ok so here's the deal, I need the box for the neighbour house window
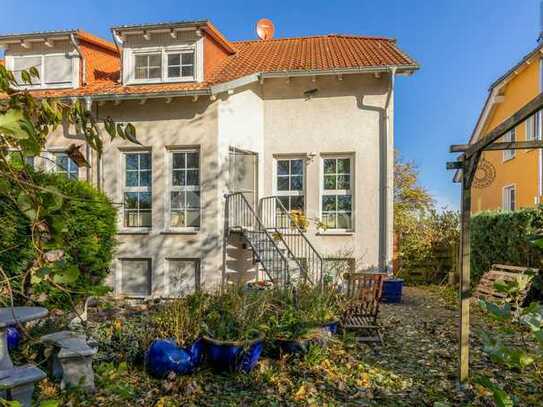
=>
[275,158,305,213]
[123,152,152,228]
[169,150,200,229]
[167,259,201,297]
[503,185,516,211]
[12,54,73,87]
[503,128,516,161]
[135,53,162,80]
[132,49,195,82]
[526,113,541,141]
[120,259,152,297]
[53,152,79,180]
[321,157,353,230]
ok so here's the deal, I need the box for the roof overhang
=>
[0,29,77,48]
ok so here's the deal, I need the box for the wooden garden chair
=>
[341,272,386,345]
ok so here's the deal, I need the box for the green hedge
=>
[0,172,117,307]
[470,207,543,283]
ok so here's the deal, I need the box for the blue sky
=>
[3,0,542,209]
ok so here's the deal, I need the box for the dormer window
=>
[129,47,196,84]
[10,53,75,88]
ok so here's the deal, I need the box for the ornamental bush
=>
[470,207,543,283]
[0,171,117,307]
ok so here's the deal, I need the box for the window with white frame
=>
[275,158,305,213]
[131,48,195,83]
[11,54,73,87]
[526,112,541,141]
[321,156,353,230]
[120,259,152,297]
[53,152,79,180]
[167,258,200,297]
[123,152,152,228]
[134,53,162,80]
[169,150,200,229]
[503,185,516,211]
[503,128,516,161]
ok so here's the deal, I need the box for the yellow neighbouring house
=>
[464,42,543,213]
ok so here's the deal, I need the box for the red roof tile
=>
[15,33,417,99]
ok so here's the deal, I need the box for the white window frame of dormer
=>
[6,52,78,90]
[126,45,198,85]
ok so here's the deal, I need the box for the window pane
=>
[337,159,350,174]
[13,56,41,84]
[291,196,304,211]
[168,54,180,66]
[186,170,199,186]
[278,196,290,210]
[149,54,161,67]
[277,176,289,191]
[337,213,352,229]
[135,66,147,80]
[322,213,336,229]
[139,192,152,209]
[186,210,200,227]
[181,66,194,77]
[338,195,352,211]
[56,154,68,170]
[291,159,304,175]
[139,170,151,187]
[124,192,138,209]
[140,212,152,227]
[170,211,185,228]
[126,154,138,170]
[44,54,72,84]
[324,175,336,190]
[171,191,184,209]
[140,153,151,169]
[186,191,200,208]
[173,153,185,169]
[186,152,199,169]
[337,175,350,189]
[182,52,194,65]
[291,175,303,191]
[126,171,138,187]
[172,170,185,186]
[324,159,335,174]
[149,67,161,79]
[322,196,336,211]
[168,66,180,78]
[277,160,289,176]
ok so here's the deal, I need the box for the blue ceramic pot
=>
[7,326,22,351]
[145,338,203,379]
[381,279,404,303]
[203,334,264,373]
[322,320,339,335]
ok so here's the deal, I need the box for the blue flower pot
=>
[322,320,339,335]
[7,326,22,351]
[145,338,203,379]
[203,334,264,373]
[381,278,404,303]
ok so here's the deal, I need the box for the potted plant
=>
[145,293,209,378]
[202,289,267,373]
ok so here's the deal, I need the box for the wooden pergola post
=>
[448,92,543,384]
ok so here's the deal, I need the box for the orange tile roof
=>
[16,33,418,99]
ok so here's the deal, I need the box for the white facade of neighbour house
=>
[0,20,418,297]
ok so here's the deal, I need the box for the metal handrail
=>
[259,196,324,285]
[225,192,291,286]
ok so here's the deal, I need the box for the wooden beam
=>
[143,31,151,41]
[451,140,543,153]
[20,40,31,49]
[44,38,54,48]
[464,92,543,158]
[446,161,463,170]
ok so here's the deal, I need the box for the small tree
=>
[0,65,137,306]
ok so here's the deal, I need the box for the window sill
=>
[160,229,199,235]
[316,231,354,236]
[118,229,151,235]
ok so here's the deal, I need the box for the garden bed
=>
[26,286,542,406]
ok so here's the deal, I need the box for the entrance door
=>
[228,148,258,208]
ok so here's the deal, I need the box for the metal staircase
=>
[223,192,323,287]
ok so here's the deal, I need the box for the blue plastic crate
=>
[381,278,404,303]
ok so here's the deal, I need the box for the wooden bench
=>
[474,264,538,304]
[341,273,386,345]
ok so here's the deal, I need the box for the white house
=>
[0,19,418,297]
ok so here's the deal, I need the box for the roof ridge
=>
[232,34,395,44]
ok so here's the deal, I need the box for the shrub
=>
[0,171,117,307]
[470,207,543,283]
